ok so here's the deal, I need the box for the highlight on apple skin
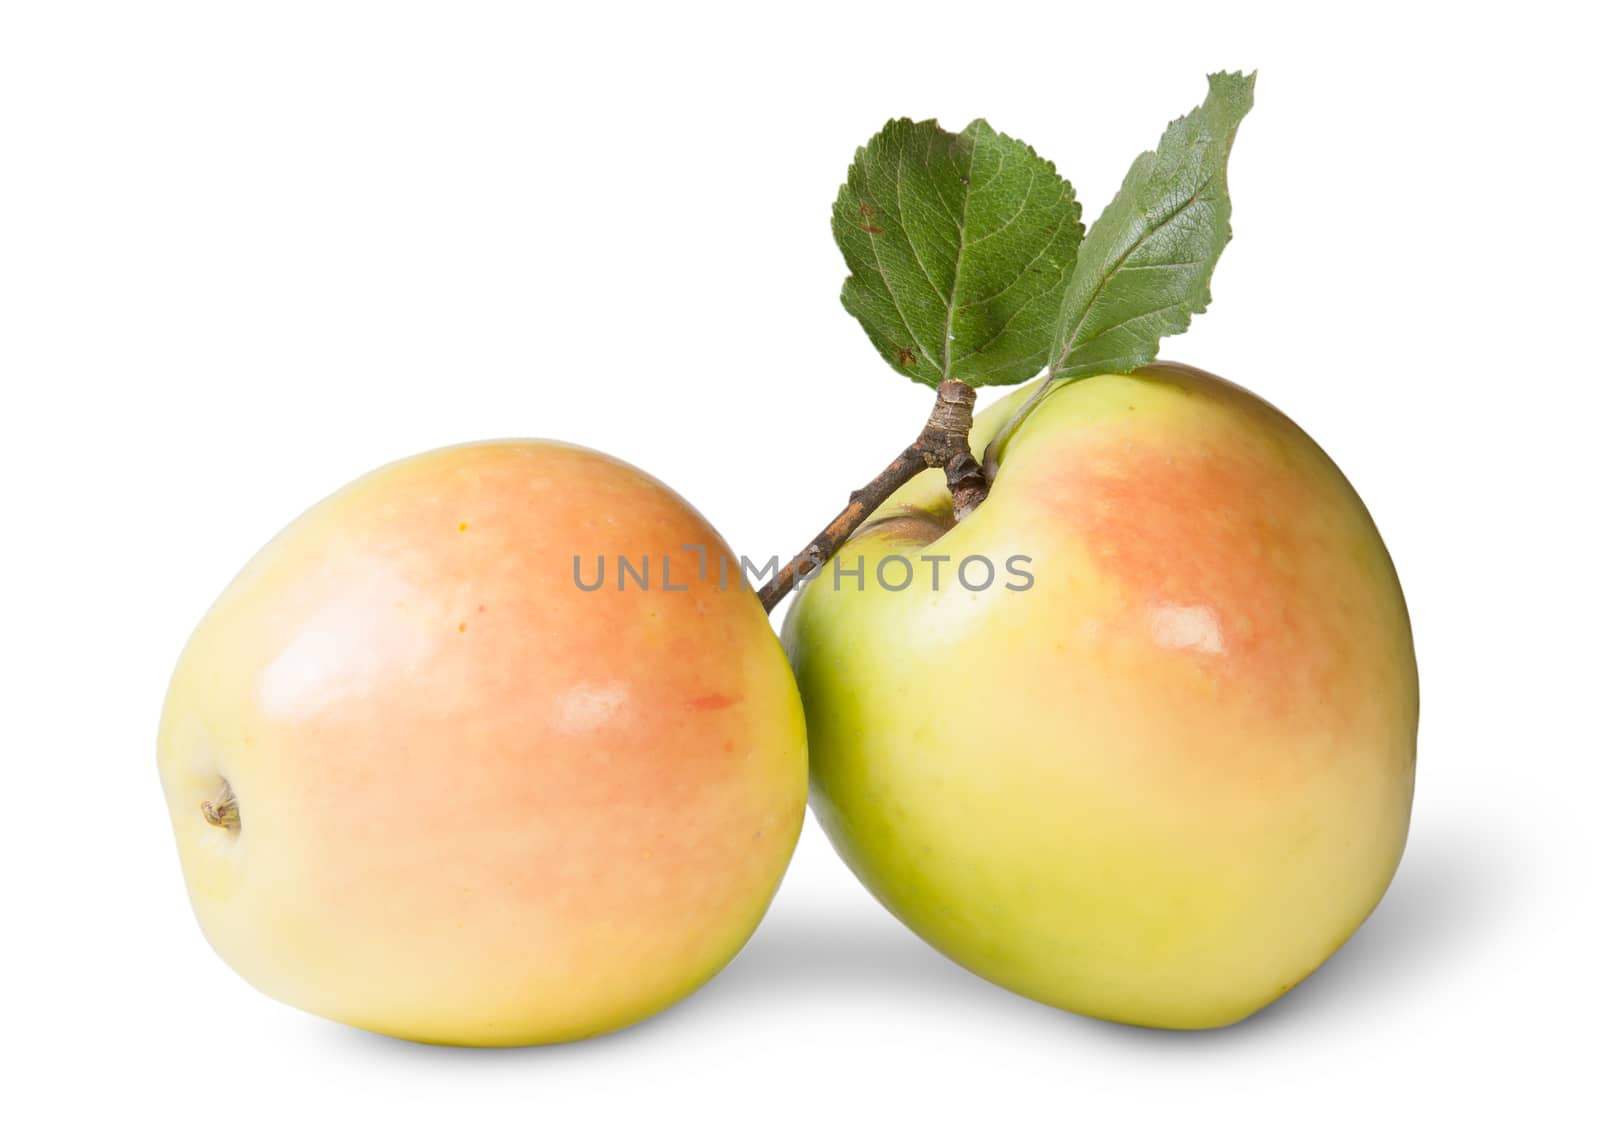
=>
[158,440,808,1046]
[783,362,1418,1030]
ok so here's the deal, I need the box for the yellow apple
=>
[782,362,1418,1029]
[158,441,807,1045]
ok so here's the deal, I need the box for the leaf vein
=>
[1051,172,1217,374]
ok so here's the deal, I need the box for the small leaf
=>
[1048,71,1255,380]
[833,119,1082,388]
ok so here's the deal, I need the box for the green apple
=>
[782,362,1418,1029]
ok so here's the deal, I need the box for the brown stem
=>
[758,379,987,613]
[201,780,240,831]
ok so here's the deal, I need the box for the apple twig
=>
[758,379,986,613]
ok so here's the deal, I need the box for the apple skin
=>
[783,362,1417,1029]
[158,441,807,1045]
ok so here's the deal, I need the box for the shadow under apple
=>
[325,819,1506,1059]
[716,817,1510,1043]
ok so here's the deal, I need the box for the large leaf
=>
[833,119,1082,388]
[1047,71,1255,379]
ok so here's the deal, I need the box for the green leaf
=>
[1047,71,1255,380]
[833,119,1083,388]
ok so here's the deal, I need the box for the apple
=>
[158,440,807,1045]
[782,362,1418,1029]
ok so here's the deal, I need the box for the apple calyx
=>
[201,780,241,832]
[758,379,985,613]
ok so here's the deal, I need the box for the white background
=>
[3,2,1596,1131]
